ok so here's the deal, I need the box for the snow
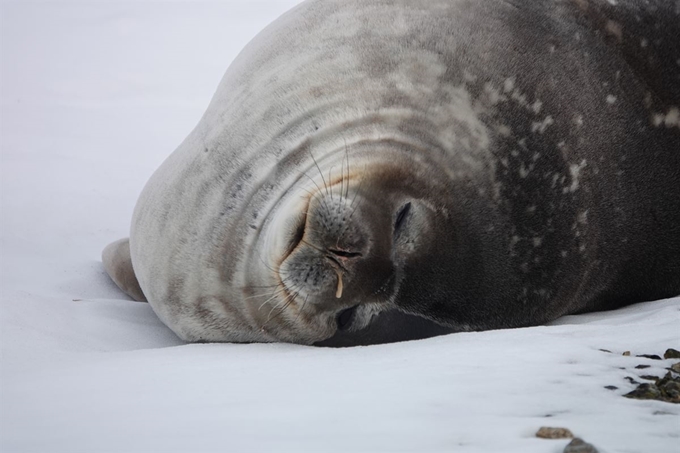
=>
[1,1,679,452]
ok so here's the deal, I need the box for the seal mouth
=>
[336,305,358,330]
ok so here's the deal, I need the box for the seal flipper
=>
[102,238,147,302]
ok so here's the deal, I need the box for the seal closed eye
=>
[394,202,411,234]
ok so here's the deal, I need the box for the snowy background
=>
[1,1,679,452]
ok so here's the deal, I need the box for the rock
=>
[664,349,680,359]
[564,438,598,453]
[536,427,574,439]
[604,385,618,390]
[622,351,631,356]
[625,383,661,400]
[657,372,680,403]
[636,354,662,360]
[670,362,680,373]
[635,364,651,369]
[599,349,611,353]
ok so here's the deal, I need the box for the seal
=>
[103,0,680,346]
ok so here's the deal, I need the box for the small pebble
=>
[536,427,574,439]
[635,364,651,369]
[604,385,618,390]
[564,437,598,453]
[622,351,631,356]
[670,363,680,373]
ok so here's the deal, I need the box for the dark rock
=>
[640,375,658,381]
[624,376,640,384]
[658,373,680,403]
[604,385,618,390]
[624,383,661,400]
[624,373,680,403]
[563,437,598,453]
[598,349,611,353]
[636,354,662,360]
[670,363,680,373]
[622,351,631,356]
[635,364,651,369]
[664,349,680,359]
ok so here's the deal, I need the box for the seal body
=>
[103,0,680,345]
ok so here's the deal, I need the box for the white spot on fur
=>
[532,100,543,114]
[483,83,506,105]
[548,44,556,53]
[496,124,512,137]
[532,237,543,247]
[551,173,560,188]
[531,116,554,134]
[566,160,587,193]
[463,70,477,83]
[651,107,680,129]
[578,210,589,224]
[519,163,530,179]
[606,95,617,104]
[504,77,515,93]
[664,107,680,127]
[574,115,584,127]
[511,89,528,106]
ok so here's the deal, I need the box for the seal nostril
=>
[394,202,412,233]
[328,249,362,259]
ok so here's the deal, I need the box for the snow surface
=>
[1,1,679,452]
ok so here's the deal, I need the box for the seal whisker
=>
[301,172,332,214]
[344,139,351,201]
[309,151,329,195]
[328,165,334,200]
[257,288,289,311]
[263,288,299,327]
[244,285,289,301]
[293,294,310,325]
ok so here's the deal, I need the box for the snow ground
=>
[1,1,679,452]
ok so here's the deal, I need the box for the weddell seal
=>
[102,0,680,346]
